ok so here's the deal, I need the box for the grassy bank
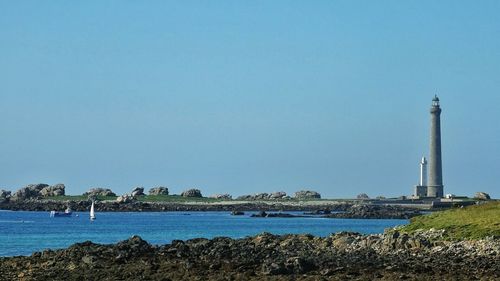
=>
[401,201,500,240]
[48,195,118,201]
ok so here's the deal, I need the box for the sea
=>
[0,210,408,257]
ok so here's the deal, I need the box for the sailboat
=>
[90,201,96,221]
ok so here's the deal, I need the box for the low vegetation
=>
[48,195,118,201]
[401,201,500,240]
[136,195,224,203]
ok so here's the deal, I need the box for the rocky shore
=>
[0,199,354,212]
[323,204,422,219]
[0,230,498,280]
[0,200,425,219]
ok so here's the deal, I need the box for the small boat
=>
[90,201,96,221]
[50,207,73,217]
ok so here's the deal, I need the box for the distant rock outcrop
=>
[0,189,11,203]
[356,193,370,200]
[11,184,49,201]
[235,192,287,200]
[474,192,491,200]
[181,188,202,198]
[209,194,232,199]
[294,190,321,199]
[83,188,116,197]
[148,187,169,196]
[251,211,304,218]
[131,187,145,197]
[39,184,65,197]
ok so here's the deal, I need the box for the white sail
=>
[90,201,96,220]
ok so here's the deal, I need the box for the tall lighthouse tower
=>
[427,95,444,197]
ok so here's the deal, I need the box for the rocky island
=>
[0,184,435,219]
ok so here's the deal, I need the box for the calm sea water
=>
[0,210,408,256]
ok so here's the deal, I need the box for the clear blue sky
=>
[1,1,499,198]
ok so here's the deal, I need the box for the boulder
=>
[269,191,287,199]
[0,189,11,203]
[39,184,65,197]
[148,186,169,196]
[474,192,491,200]
[357,193,370,200]
[209,194,232,199]
[294,190,321,199]
[11,184,49,201]
[181,188,202,198]
[131,187,145,197]
[116,194,134,203]
[83,188,116,197]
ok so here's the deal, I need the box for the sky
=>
[0,1,499,198]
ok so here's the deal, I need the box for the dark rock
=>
[262,262,287,275]
[130,187,145,197]
[181,188,202,198]
[231,211,245,216]
[304,209,331,215]
[251,211,267,217]
[0,231,498,280]
[324,204,422,219]
[251,211,304,218]
[0,189,11,203]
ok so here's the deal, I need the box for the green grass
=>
[48,195,118,201]
[136,195,226,203]
[401,201,500,240]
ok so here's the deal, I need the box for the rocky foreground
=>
[0,230,498,281]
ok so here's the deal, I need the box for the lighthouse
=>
[419,156,427,186]
[427,95,444,197]
[413,157,428,197]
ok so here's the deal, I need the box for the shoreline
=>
[0,200,425,219]
[1,230,498,280]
